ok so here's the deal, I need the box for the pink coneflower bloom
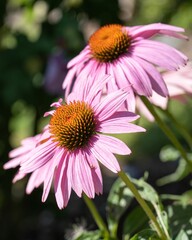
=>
[63,23,188,110]
[163,62,192,103]
[4,75,145,209]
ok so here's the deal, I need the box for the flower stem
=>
[160,107,192,149]
[83,193,109,238]
[141,96,192,170]
[118,171,168,240]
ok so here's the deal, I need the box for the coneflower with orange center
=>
[63,23,188,112]
[4,75,145,209]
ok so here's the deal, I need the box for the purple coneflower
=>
[4,75,145,209]
[63,23,188,111]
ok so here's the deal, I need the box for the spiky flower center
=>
[49,101,96,151]
[89,24,131,62]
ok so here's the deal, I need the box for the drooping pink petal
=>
[119,56,152,96]
[94,89,128,121]
[130,23,186,39]
[99,120,145,134]
[63,65,80,96]
[132,56,168,97]
[54,152,71,209]
[42,148,64,202]
[83,150,103,195]
[133,40,187,71]
[90,138,121,173]
[4,155,26,169]
[95,134,131,155]
[26,169,44,194]
[8,146,31,159]
[13,171,26,183]
[133,39,188,66]
[78,150,95,198]
[107,111,140,122]
[91,166,103,195]
[20,139,56,173]
[67,151,83,197]
[67,46,90,68]
[85,75,112,106]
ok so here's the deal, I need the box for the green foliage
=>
[130,229,160,240]
[167,204,192,239]
[106,175,169,239]
[157,146,192,185]
[74,230,102,240]
[123,206,148,239]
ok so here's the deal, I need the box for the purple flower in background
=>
[43,51,68,96]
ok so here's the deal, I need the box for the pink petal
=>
[91,166,103,195]
[44,110,55,117]
[50,98,63,107]
[99,120,145,134]
[132,56,168,97]
[90,139,121,173]
[130,23,186,39]
[83,151,103,195]
[85,74,112,106]
[54,152,71,209]
[134,39,188,65]
[9,145,31,158]
[119,56,152,96]
[94,89,128,121]
[67,46,90,68]
[67,151,83,197]
[78,150,95,198]
[20,139,56,173]
[63,65,80,96]
[4,155,26,169]
[13,171,26,183]
[26,169,44,194]
[108,111,140,122]
[96,134,131,155]
[107,62,137,111]
[42,148,64,202]
[133,40,187,70]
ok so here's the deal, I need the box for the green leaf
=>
[106,177,133,235]
[167,204,192,238]
[158,146,192,186]
[131,178,169,237]
[180,190,192,206]
[106,175,169,238]
[130,229,161,240]
[175,229,192,240]
[159,145,180,162]
[75,230,102,240]
[123,206,148,238]
[157,158,190,186]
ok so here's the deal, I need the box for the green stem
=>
[118,171,168,240]
[83,194,109,238]
[160,108,192,149]
[141,96,192,170]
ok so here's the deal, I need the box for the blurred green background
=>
[1,0,192,239]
